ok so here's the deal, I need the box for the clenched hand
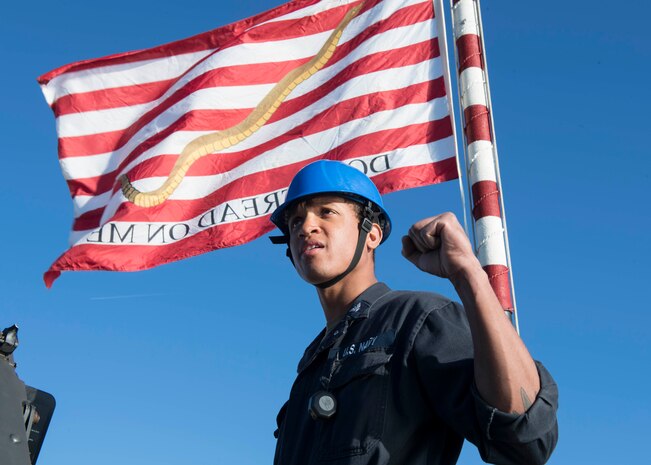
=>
[401,212,480,281]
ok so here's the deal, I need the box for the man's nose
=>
[299,212,321,237]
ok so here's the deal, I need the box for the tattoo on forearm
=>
[520,387,532,411]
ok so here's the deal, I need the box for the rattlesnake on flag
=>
[120,2,364,207]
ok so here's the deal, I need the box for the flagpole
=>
[448,0,519,332]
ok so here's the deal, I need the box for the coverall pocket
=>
[316,349,392,463]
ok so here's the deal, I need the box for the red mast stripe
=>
[463,104,492,144]
[455,34,483,72]
[471,180,501,220]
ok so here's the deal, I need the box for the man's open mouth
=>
[302,242,324,256]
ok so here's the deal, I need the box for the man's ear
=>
[366,222,383,250]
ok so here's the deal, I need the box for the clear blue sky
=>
[1,1,649,464]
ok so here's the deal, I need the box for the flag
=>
[38,0,458,287]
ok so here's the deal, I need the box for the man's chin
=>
[298,269,339,286]
[302,274,331,286]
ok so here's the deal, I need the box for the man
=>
[270,160,558,465]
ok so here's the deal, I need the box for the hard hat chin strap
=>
[314,215,373,289]
[269,202,377,289]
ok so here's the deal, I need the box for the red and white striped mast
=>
[449,0,519,330]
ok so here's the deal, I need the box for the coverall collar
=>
[297,282,392,374]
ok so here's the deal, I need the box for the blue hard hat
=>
[270,160,391,242]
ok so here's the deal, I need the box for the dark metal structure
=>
[0,325,55,465]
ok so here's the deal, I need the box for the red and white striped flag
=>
[38,0,458,287]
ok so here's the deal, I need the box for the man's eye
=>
[289,218,302,229]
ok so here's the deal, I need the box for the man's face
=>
[287,196,361,285]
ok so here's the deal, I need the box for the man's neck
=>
[317,272,378,330]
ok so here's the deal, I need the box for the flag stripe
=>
[40,0,457,286]
[46,157,457,289]
[41,0,421,102]
[60,40,442,188]
[68,77,446,222]
[117,78,446,187]
[68,155,457,248]
[263,0,362,23]
[60,52,444,198]
[40,49,215,106]
[66,78,448,218]
[96,97,453,227]
[70,145,456,241]
[38,0,326,85]
[58,21,439,159]
[74,150,454,233]
[53,59,308,119]
[72,115,453,230]
[55,0,434,145]
[50,2,388,114]
[53,78,176,116]
[40,1,362,104]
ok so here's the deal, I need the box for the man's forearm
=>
[451,260,540,414]
[401,212,541,413]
